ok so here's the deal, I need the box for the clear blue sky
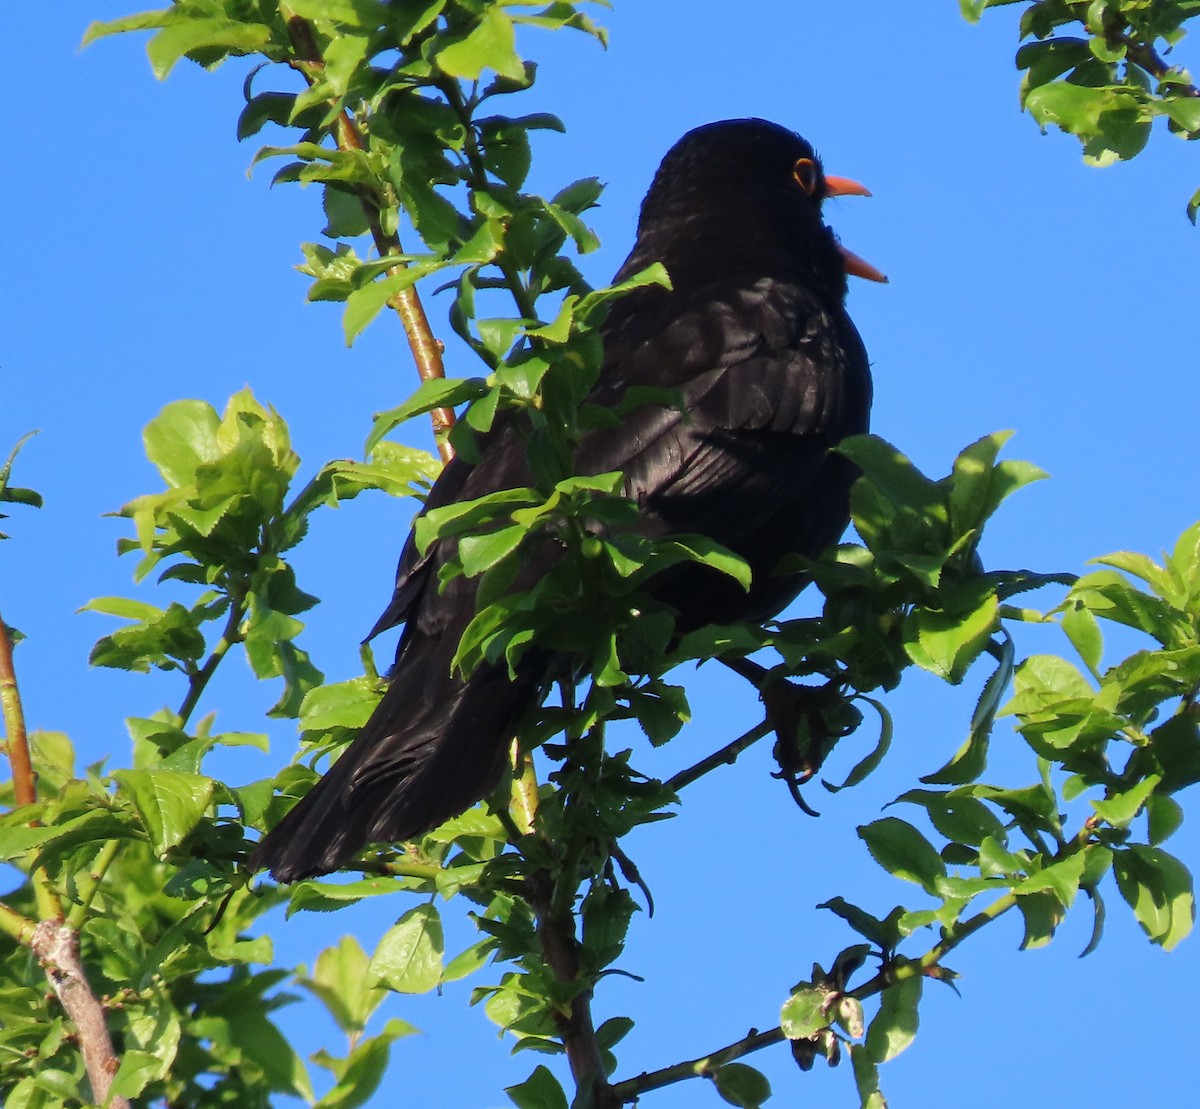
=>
[5,3,1199,1107]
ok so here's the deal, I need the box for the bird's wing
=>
[577,276,870,545]
[370,276,867,638]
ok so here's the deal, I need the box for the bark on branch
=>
[32,921,130,1109]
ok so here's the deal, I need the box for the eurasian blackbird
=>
[252,118,881,881]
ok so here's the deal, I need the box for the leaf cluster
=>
[963,0,1200,217]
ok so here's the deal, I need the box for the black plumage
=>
[252,118,876,881]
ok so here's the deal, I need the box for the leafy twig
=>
[282,10,456,461]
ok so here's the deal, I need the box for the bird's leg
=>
[720,659,860,814]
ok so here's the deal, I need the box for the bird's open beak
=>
[824,175,872,199]
[825,174,888,284]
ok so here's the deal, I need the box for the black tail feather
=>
[250,635,544,882]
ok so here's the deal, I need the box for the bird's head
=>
[628,118,885,296]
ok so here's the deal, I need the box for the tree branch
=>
[664,720,773,793]
[282,10,456,461]
[611,1026,784,1102]
[32,921,130,1109]
[1119,32,1200,99]
[0,608,36,808]
[526,872,619,1109]
[0,609,64,923]
[611,873,1023,1100]
[176,595,246,727]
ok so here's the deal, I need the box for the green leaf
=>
[300,677,381,733]
[1148,794,1184,845]
[366,377,488,452]
[442,939,497,983]
[1113,845,1195,950]
[284,0,385,26]
[894,789,1005,847]
[146,19,271,80]
[368,904,444,993]
[904,590,998,683]
[300,936,388,1037]
[922,634,1013,785]
[143,399,220,486]
[858,817,947,894]
[435,8,525,81]
[817,897,905,950]
[1016,890,1064,949]
[865,974,921,1063]
[81,10,175,47]
[112,769,214,854]
[505,1065,568,1109]
[1014,851,1087,907]
[1061,597,1104,672]
[780,986,832,1039]
[714,1062,772,1108]
[850,1044,887,1109]
[1091,775,1162,829]
[344,264,445,345]
[459,525,526,577]
[312,1018,418,1109]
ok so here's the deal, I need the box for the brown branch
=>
[32,921,130,1109]
[610,888,1023,1101]
[177,595,246,727]
[664,720,773,794]
[282,11,456,462]
[1118,33,1200,98]
[611,1027,783,1102]
[526,872,618,1109]
[0,608,36,807]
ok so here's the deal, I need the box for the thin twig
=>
[282,11,456,461]
[1118,32,1200,98]
[66,839,122,931]
[177,597,246,727]
[664,720,773,793]
[0,608,36,807]
[610,879,1024,1100]
[32,921,130,1109]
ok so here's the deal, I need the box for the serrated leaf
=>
[368,904,444,993]
[436,8,525,81]
[505,1065,568,1109]
[112,768,214,854]
[858,818,947,894]
[146,19,271,80]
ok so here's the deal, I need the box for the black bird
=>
[252,118,881,881]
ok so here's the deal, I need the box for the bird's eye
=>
[793,157,819,196]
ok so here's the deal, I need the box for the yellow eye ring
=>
[793,157,819,195]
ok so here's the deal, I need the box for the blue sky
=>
[5,3,1200,1106]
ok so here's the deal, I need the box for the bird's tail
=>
[250,632,544,882]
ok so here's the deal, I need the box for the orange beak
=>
[824,174,872,199]
[825,173,888,284]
